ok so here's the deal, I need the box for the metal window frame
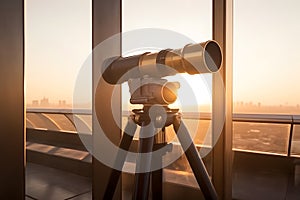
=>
[212,0,233,199]
[92,0,122,199]
[0,0,25,199]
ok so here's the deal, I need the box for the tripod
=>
[103,105,217,200]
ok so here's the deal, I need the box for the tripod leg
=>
[173,116,218,200]
[132,122,155,200]
[104,117,137,200]
[151,128,166,200]
[151,148,163,200]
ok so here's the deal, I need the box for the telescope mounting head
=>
[128,76,180,106]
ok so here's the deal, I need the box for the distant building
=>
[40,97,49,107]
[32,100,39,106]
[59,100,66,107]
[258,102,261,107]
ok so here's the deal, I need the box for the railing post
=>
[287,117,294,157]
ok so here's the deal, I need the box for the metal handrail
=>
[26,108,300,157]
[26,108,92,115]
[26,108,300,124]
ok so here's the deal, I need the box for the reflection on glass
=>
[233,122,290,155]
[291,125,300,157]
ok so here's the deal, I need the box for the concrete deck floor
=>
[26,160,300,200]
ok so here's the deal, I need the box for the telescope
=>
[101,40,222,200]
[102,40,222,85]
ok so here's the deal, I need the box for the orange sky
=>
[25,0,300,108]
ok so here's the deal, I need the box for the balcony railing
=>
[26,108,300,157]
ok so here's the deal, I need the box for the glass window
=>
[122,0,213,187]
[233,0,300,114]
[233,122,290,155]
[291,125,300,157]
[122,0,213,112]
[122,0,212,41]
[25,0,91,109]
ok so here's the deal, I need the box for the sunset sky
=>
[25,0,300,109]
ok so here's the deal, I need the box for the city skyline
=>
[26,96,300,115]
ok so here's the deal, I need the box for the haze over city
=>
[25,0,300,113]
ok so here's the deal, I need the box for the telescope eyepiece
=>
[204,40,222,73]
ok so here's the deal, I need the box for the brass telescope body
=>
[102,40,222,84]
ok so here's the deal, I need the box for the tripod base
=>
[103,108,217,200]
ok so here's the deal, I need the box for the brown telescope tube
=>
[102,40,222,84]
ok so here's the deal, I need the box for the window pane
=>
[122,0,213,187]
[122,0,212,41]
[233,122,290,155]
[233,0,300,114]
[122,0,213,112]
[25,0,91,109]
[292,125,300,157]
